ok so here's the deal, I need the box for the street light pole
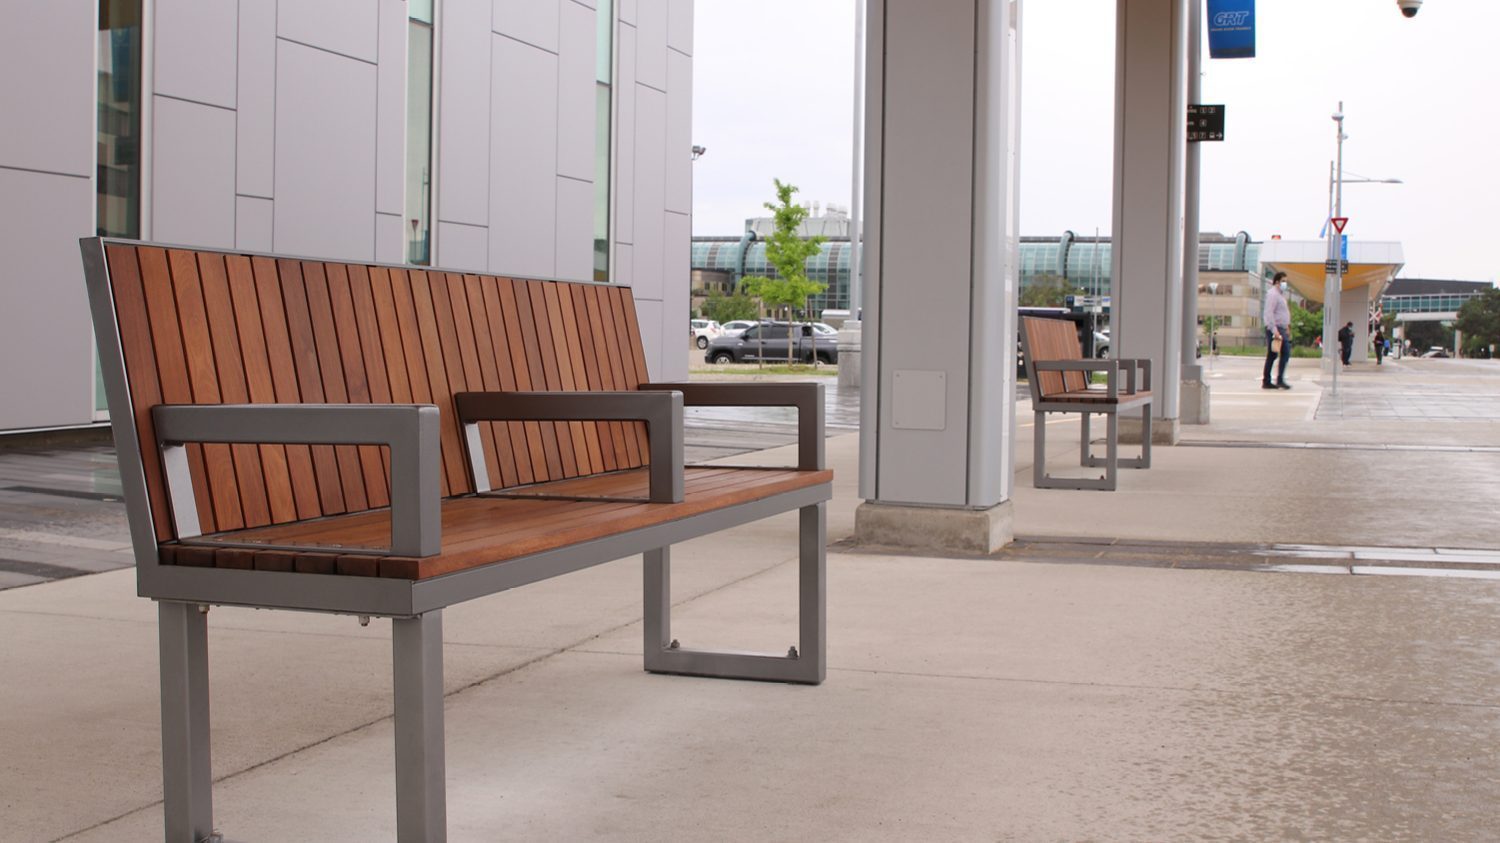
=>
[1325,103,1346,395]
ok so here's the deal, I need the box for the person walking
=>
[1262,272,1292,390]
[1338,321,1354,366]
[1373,326,1387,365]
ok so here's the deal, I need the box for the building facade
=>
[0,0,693,434]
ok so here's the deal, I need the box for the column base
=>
[1179,378,1210,425]
[1120,416,1179,445]
[836,321,862,389]
[853,500,1013,555]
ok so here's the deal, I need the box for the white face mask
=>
[1278,281,1288,293]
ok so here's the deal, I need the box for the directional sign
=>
[1324,259,1350,274]
[1188,104,1226,142]
[1340,234,1349,261]
[1332,217,1348,234]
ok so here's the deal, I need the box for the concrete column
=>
[854,0,1022,555]
[1179,0,1209,424]
[1339,286,1369,363]
[1110,0,1188,444]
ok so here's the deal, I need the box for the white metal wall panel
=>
[436,221,489,271]
[153,0,237,109]
[556,1,597,182]
[613,243,634,286]
[493,0,560,52]
[635,0,668,92]
[375,0,408,215]
[659,210,691,380]
[664,50,691,214]
[620,0,638,25]
[667,0,693,55]
[488,36,558,277]
[0,1,94,176]
[438,0,493,228]
[631,86,666,301]
[376,213,406,264]
[0,169,95,429]
[277,0,379,63]
[235,196,274,251]
[236,0,277,198]
[152,97,237,248]
[613,22,638,246]
[555,176,595,282]
[272,41,378,260]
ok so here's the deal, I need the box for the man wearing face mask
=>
[1262,272,1292,390]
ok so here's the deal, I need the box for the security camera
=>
[1397,0,1421,18]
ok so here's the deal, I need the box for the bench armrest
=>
[152,404,442,556]
[639,382,825,471]
[1033,359,1126,399]
[454,391,684,503]
[1112,358,1152,392]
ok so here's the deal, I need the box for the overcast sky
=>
[692,1,1499,282]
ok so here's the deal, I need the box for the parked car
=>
[690,319,722,349]
[720,319,759,337]
[1422,346,1451,358]
[811,322,838,336]
[1093,330,1109,358]
[705,322,839,364]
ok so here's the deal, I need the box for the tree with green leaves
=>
[1289,302,1322,346]
[701,290,760,325]
[1019,274,1080,308]
[1456,287,1500,357]
[739,179,827,365]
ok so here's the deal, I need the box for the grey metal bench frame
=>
[81,239,830,843]
[1020,323,1153,492]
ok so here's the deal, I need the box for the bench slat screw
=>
[669,639,680,649]
[787,645,799,659]
[358,615,370,627]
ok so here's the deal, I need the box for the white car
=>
[720,319,759,338]
[811,322,838,336]
[690,319,722,349]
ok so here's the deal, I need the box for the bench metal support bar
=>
[159,600,214,843]
[643,502,825,685]
[639,382,826,470]
[393,611,446,843]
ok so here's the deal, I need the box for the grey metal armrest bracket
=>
[1112,357,1153,391]
[1034,359,1127,398]
[152,403,443,556]
[454,391,684,503]
[638,382,826,471]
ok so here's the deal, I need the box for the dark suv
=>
[705,322,839,364]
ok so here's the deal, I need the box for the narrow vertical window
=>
[97,0,142,238]
[406,0,435,265]
[594,0,614,281]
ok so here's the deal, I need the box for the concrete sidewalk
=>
[4,355,1500,840]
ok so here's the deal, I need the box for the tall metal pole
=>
[848,0,865,319]
[1180,0,1203,384]
[1326,102,1345,395]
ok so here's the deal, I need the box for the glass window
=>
[405,5,435,264]
[98,0,142,239]
[593,0,613,281]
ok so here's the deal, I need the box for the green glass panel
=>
[406,20,434,265]
[98,0,141,238]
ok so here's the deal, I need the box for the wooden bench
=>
[1020,316,1152,491]
[80,239,831,842]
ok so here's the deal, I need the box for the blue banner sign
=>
[1206,0,1255,59]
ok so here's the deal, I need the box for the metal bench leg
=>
[642,503,826,685]
[1119,402,1153,469]
[160,601,214,843]
[1081,411,1103,467]
[1104,412,1120,491]
[393,611,446,843]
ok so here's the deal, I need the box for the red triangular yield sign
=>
[1332,217,1349,234]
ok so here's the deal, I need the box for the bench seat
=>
[161,466,831,579]
[1043,388,1152,405]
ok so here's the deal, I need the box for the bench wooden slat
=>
[592,284,641,465]
[250,256,323,519]
[141,247,221,534]
[543,281,593,475]
[198,252,272,527]
[344,265,397,493]
[278,259,349,515]
[579,284,626,469]
[225,255,298,524]
[384,268,449,497]
[107,244,175,540]
[455,275,506,489]
[568,284,618,472]
[304,262,372,513]
[475,277,531,485]
[406,269,469,495]
[527,279,579,478]
[326,263,391,508]
[427,271,478,490]
[614,285,655,461]
[494,278,550,482]
[557,282,607,473]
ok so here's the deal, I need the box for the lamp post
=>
[1322,103,1401,396]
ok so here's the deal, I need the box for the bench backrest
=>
[1020,316,1088,400]
[89,241,653,543]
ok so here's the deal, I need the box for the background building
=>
[0,0,693,434]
